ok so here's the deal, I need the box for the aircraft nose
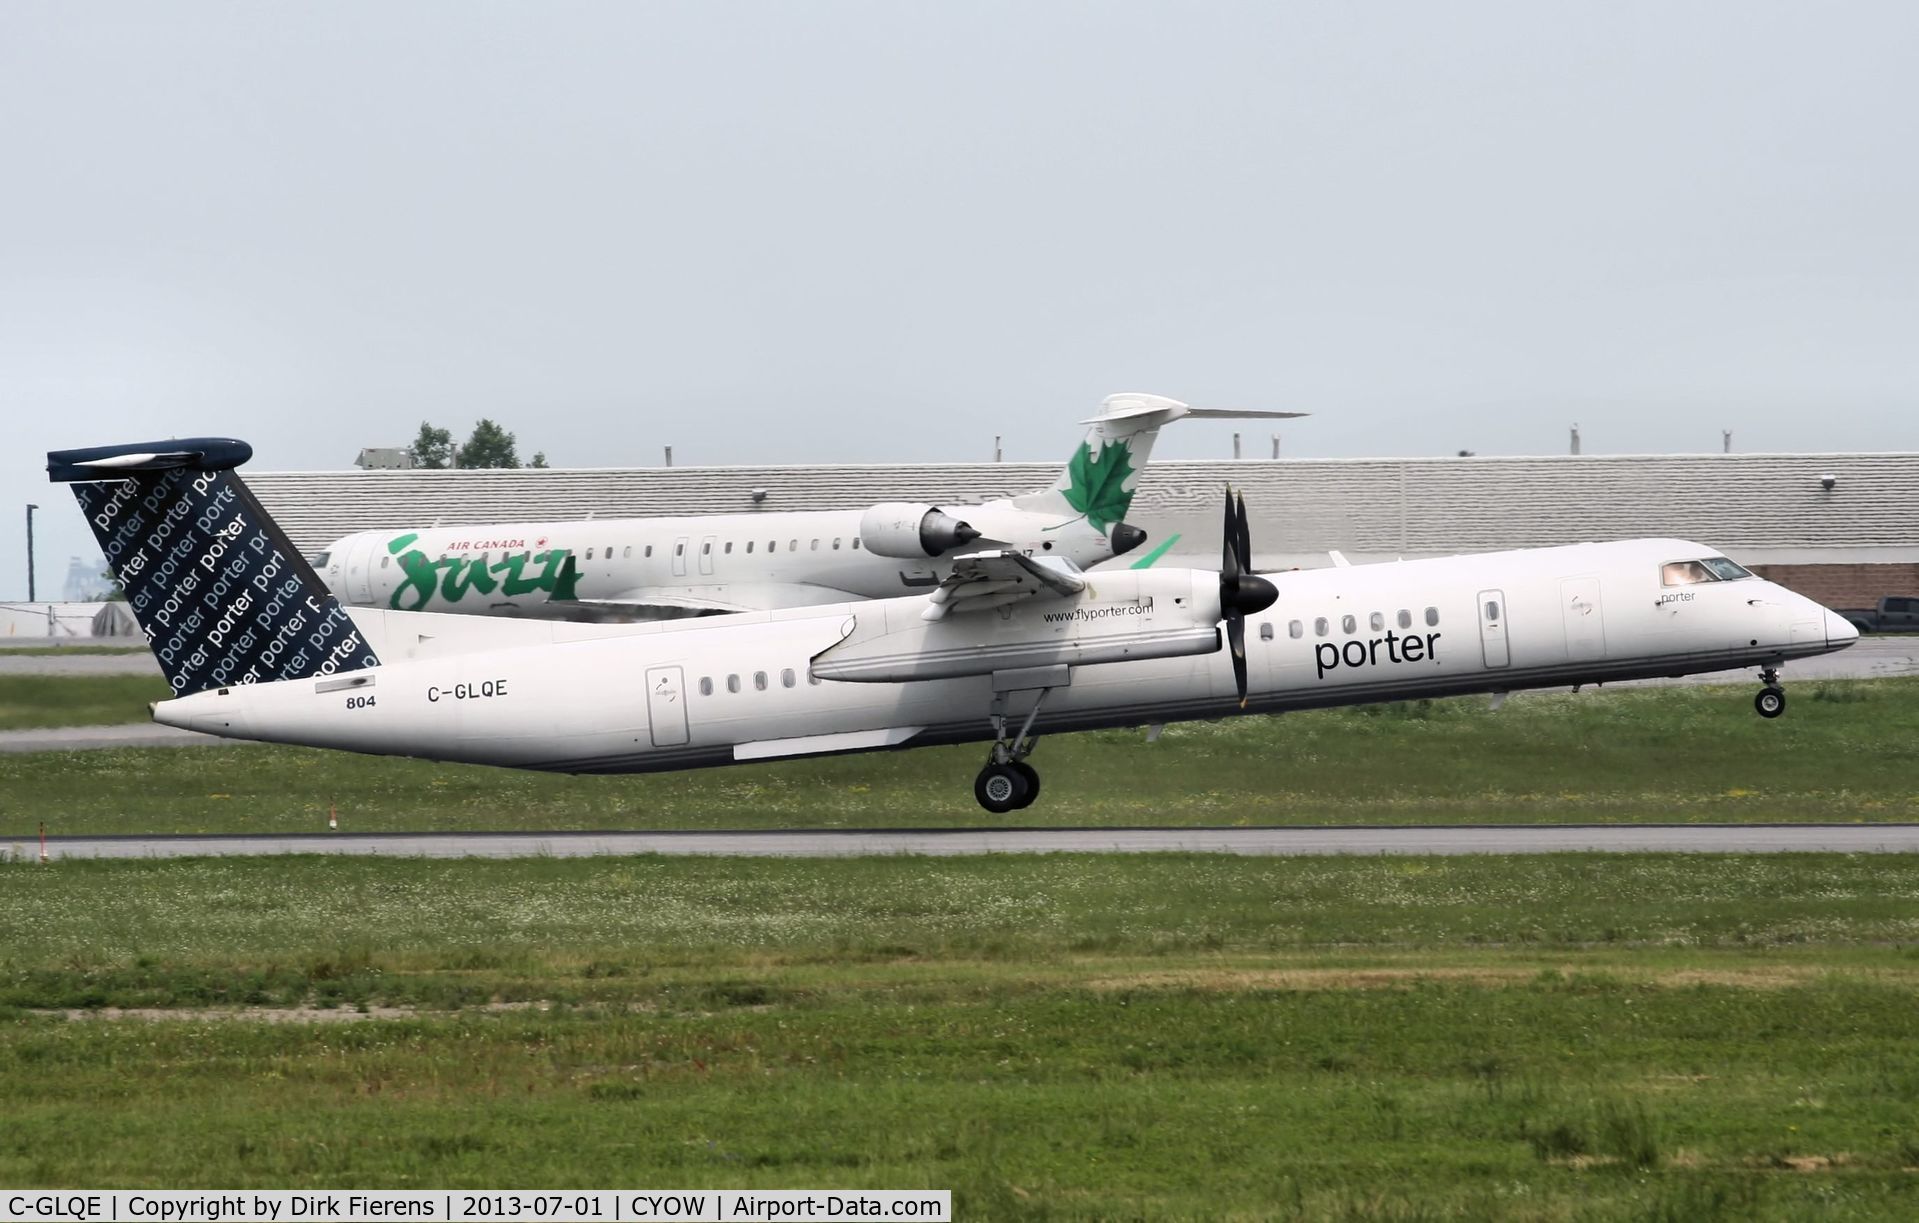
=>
[1825,609,1860,649]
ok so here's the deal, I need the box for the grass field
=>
[5,677,1917,834]
[3,853,1919,1216]
[0,674,168,731]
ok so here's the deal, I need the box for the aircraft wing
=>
[921,550,1087,621]
[557,582,865,621]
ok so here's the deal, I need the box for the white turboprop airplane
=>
[52,439,1858,812]
[311,394,1304,620]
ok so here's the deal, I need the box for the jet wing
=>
[556,583,864,621]
[921,550,1087,621]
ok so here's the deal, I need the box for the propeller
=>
[1219,489,1278,706]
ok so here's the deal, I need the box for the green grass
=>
[4,854,1919,1215]
[0,675,169,731]
[6,678,1919,833]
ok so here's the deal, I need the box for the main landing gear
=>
[1754,666,1787,719]
[975,686,1052,813]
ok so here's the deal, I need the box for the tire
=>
[975,764,1031,814]
[1010,761,1041,808]
[1755,687,1786,719]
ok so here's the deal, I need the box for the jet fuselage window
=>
[1397,609,1411,629]
[747,541,755,553]
[726,675,740,694]
[644,545,653,558]
[1259,622,1274,641]
[1425,607,1440,626]
[852,538,861,550]
[623,546,631,559]
[586,549,593,560]
[790,540,799,551]
[1661,560,1715,586]
[833,538,841,550]
[769,541,778,552]
[701,541,711,555]
[1341,614,1356,634]
[754,671,767,691]
[674,543,684,557]
[725,542,733,554]
[810,539,819,551]
[781,668,796,688]
[698,677,713,696]
[1369,612,1385,632]
[1484,600,1501,621]
[1314,617,1330,637]
[1289,620,1303,639]
[380,556,389,568]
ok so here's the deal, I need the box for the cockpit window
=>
[1701,556,1751,581]
[1662,557,1752,586]
[1661,561,1714,586]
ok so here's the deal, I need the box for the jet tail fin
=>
[1010,393,1308,535]
[47,438,380,695]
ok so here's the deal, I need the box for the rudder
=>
[48,438,380,695]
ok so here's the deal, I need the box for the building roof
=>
[248,452,1919,565]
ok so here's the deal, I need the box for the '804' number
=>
[346,695,376,710]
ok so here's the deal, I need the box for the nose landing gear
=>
[1754,666,1786,718]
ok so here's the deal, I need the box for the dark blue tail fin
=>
[48,438,380,695]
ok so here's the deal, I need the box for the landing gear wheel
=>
[1755,686,1786,719]
[1010,761,1041,808]
[975,763,1032,814]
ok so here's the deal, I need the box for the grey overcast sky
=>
[4,1,1918,597]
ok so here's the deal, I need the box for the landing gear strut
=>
[975,687,1051,813]
[1754,666,1786,719]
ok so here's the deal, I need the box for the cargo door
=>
[645,665,690,747]
[1478,588,1511,669]
[1559,577,1606,661]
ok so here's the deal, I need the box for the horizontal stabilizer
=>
[48,438,254,483]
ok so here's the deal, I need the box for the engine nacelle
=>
[858,503,981,558]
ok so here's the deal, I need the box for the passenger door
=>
[645,665,690,747]
[1559,577,1606,661]
[1478,588,1511,669]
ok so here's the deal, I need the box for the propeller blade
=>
[1220,488,1239,581]
[1235,492,1251,574]
[1229,617,1249,706]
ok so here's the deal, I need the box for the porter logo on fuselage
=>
[1315,629,1442,680]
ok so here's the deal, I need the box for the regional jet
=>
[52,439,1858,812]
[310,394,1301,619]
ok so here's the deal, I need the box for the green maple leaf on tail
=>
[1060,440,1138,535]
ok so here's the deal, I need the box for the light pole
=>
[25,504,37,603]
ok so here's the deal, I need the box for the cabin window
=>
[1425,606,1440,626]
[1288,620,1303,639]
[781,668,796,688]
[1397,609,1411,629]
[1369,612,1385,632]
[1341,614,1356,634]
[701,541,711,555]
[644,545,653,558]
[726,674,740,694]
[586,549,593,560]
[833,538,842,550]
[1314,617,1329,637]
[674,543,684,557]
[768,541,777,552]
[604,544,612,556]
[380,556,389,568]
[810,539,820,551]
[1484,599,1501,621]
[754,671,768,691]
[1259,622,1274,641]
[746,541,755,553]
[852,538,861,550]
[725,541,733,554]
[790,540,799,551]
[698,677,713,696]
[623,546,631,558]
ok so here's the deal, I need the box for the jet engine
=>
[858,503,981,558]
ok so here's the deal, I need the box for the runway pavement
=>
[14,823,1919,861]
